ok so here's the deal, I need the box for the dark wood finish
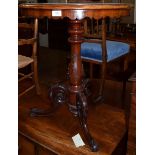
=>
[18,17,34,57]
[19,134,56,155]
[107,22,136,51]
[83,20,136,51]
[19,46,136,154]
[127,73,136,154]
[82,18,130,104]
[19,3,132,20]
[18,18,41,97]
[19,2,131,151]
[19,90,127,155]
[19,134,35,155]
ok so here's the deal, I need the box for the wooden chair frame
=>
[82,18,129,104]
[18,18,40,97]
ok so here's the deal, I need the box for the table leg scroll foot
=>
[30,108,56,117]
[77,92,99,152]
[30,83,68,117]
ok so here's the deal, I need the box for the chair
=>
[18,18,40,97]
[81,18,130,103]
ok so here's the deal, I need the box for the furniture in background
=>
[127,72,136,154]
[107,22,136,51]
[19,3,132,152]
[47,18,136,51]
[81,18,130,103]
[18,18,40,97]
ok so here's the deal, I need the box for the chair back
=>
[83,18,108,64]
[18,18,38,59]
[81,18,130,102]
[18,17,40,97]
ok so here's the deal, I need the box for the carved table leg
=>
[30,19,98,152]
[77,92,98,151]
[68,19,98,151]
[30,82,68,117]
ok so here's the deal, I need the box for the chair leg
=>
[90,63,93,79]
[19,85,35,98]
[93,64,106,103]
[94,78,105,103]
[121,79,126,108]
[121,55,129,108]
[33,58,41,95]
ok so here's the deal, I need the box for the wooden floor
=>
[19,86,127,155]
[19,46,136,154]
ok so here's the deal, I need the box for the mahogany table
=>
[19,2,131,152]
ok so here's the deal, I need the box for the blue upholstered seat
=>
[81,40,130,62]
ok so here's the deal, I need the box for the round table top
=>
[19,2,132,10]
[19,2,133,19]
